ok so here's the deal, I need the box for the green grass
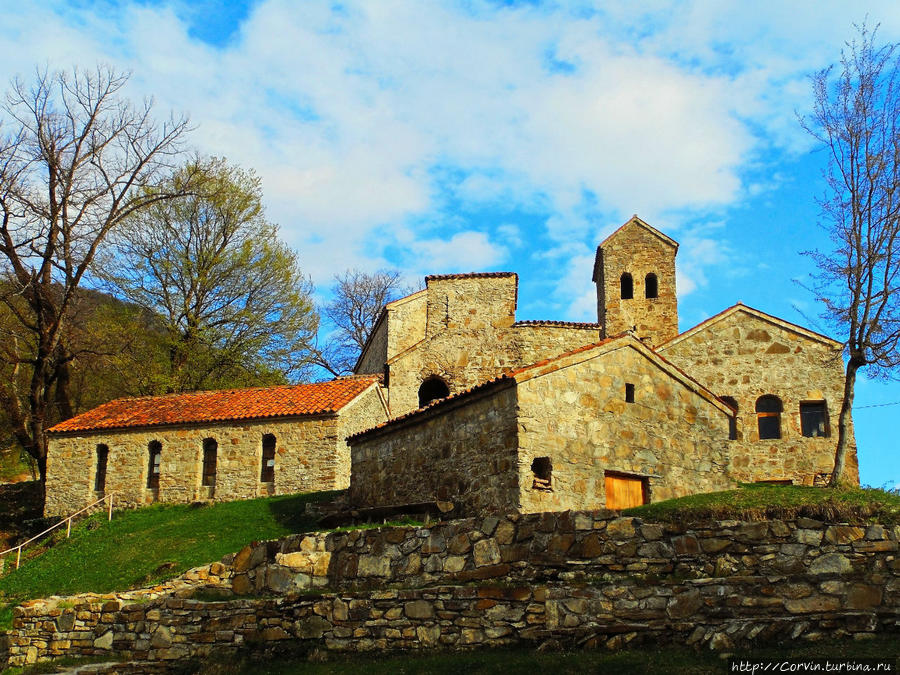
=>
[624,484,900,524]
[0,491,336,629]
[168,634,899,675]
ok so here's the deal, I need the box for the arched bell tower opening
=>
[418,376,450,408]
[593,215,679,346]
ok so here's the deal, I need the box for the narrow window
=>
[531,457,552,491]
[755,395,782,440]
[721,396,739,441]
[418,376,450,408]
[147,441,162,489]
[645,273,658,299]
[261,434,276,483]
[94,444,109,493]
[620,273,633,300]
[202,438,218,487]
[625,383,635,403]
[800,401,829,437]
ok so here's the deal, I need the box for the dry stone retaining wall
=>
[6,511,899,668]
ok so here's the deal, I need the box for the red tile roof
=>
[49,376,381,434]
[425,272,517,282]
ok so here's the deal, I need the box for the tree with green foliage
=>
[0,66,190,482]
[801,24,900,486]
[102,157,319,393]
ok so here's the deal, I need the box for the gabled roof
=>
[49,376,382,434]
[349,334,732,443]
[659,303,842,351]
[598,215,679,250]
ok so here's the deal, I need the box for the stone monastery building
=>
[45,217,858,518]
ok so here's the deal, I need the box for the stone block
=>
[473,538,501,567]
[784,595,841,613]
[666,589,703,619]
[808,554,852,576]
[405,600,434,619]
[358,555,391,577]
[824,526,865,545]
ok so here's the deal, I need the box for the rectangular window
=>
[625,383,635,403]
[94,445,109,493]
[531,457,552,491]
[261,434,276,483]
[800,401,829,437]
[202,439,218,487]
[147,441,162,489]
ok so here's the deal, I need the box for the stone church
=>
[44,216,857,518]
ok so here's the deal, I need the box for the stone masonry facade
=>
[348,215,858,513]
[6,511,899,668]
[658,305,859,485]
[350,337,734,516]
[45,214,859,519]
[45,380,387,517]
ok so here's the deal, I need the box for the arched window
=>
[260,434,276,483]
[645,273,658,299]
[202,438,217,487]
[720,396,738,441]
[755,395,782,440]
[147,441,162,489]
[620,273,633,300]
[418,377,450,408]
[94,444,109,493]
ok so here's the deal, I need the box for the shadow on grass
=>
[265,490,341,533]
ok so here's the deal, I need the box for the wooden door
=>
[605,474,646,509]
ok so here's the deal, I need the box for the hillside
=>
[0,491,336,629]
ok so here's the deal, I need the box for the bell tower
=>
[592,215,679,347]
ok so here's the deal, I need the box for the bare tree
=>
[316,269,415,376]
[801,24,900,486]
[0,66,190,482]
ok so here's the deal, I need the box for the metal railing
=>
[0,492,115,571]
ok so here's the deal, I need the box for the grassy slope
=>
[625,484,900,524]
[0,491,335,628]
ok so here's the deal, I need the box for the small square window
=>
[625,383,635,403]
[800,401,829,437]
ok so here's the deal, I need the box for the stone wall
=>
[371,275,599,418]
[350,384,520,514]
[45,384,387,517]
[595,217,678,346]
[515,343,733,513]
[7,512,899,668]
[659,307,859,486]
[352,338,733,516]
[356,290,427,375]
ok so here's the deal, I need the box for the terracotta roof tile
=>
[49,376,381,434]
[514,320,601,329]
[424,272,517,282]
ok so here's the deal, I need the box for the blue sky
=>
[2,0,899,487]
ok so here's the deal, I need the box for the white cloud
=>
[408,231,508,275]
[4,0,900,302]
